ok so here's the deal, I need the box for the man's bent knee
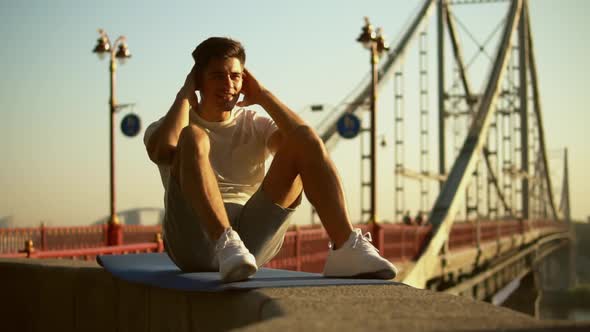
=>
[172,125,210,177]
[287,125,326,156]
[178,124,210,156]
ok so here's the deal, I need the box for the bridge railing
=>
[379,223,432,261]
[0,227,42,254]
[0,220,566,273]
[0,224,161,254]
[264,223,428,272]
[3,235,165,261]
[123,225,163,244]
[43,225,106,250]
[447,219,567,251]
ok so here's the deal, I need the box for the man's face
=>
[200,57,243,112]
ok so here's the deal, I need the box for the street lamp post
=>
[357,17,388,224]
[93,29,132,246]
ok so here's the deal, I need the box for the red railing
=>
[0,226,44,253]
[123,225,162,244]
[33,242,164,260]
[0,219,566,273]
[378,223,432,261]
[42,225,106,250]
[3,235,165,261]
[447,219,568,250]
[0,224,162,254]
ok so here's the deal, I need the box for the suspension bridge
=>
[0,0,581,330]
[303,0,573,293]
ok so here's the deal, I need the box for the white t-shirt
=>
[143,106,278,206]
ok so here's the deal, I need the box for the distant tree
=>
[0,215,15,228]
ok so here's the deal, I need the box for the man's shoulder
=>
[143,116,165,145]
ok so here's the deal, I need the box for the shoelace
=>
[217,238,246,252]
[215,229,248,255]
[351,230,380,253]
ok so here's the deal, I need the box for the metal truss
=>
[306,0,561,288]
[418,24,431,216]
[360,106,373,222]
[405,0,525,288]
[404,0,561,288]
[317,0,436,148]
[393,65,406,222]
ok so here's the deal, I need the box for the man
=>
[144,37,397,282]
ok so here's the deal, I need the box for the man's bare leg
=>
[262,125,353,248]
[171,124,229,241]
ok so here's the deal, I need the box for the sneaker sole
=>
[222,263,257,283]
[325,269,396,280]
[353,269,396,280]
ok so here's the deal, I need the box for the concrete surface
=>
[1,257,588,332]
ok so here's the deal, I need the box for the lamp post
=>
[93,29,132,246]
[357,17,388,224]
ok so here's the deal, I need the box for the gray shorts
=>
[163,176,300,272]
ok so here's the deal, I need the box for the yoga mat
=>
[97,252,396,292]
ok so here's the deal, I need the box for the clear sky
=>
[1,0,588,227]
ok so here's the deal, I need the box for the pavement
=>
[1,257,589,331]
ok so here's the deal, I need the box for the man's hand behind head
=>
[181,65,200,110]
[237,68,266,108]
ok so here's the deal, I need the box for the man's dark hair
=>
[191,37,246,69]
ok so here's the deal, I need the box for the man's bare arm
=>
[238,68,306,135]
[146,67,199,165]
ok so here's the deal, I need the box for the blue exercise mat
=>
[97,253,396,292]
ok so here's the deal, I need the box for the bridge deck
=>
[2,258,587,331]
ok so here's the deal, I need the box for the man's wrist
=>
[177,86,197,105]
[176,86,190,100]
[173,87,194,111]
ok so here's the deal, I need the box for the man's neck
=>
[197,102,232,122]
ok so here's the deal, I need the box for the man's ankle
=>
[331,230,353,250]
[211,226,232,242]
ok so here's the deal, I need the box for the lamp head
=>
[375,27,390,54]
[356,16,376,49]
[93,34,110,56]
[115,42,131,59]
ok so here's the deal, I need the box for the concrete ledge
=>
[1,258,587,331]
[0,258,282,331]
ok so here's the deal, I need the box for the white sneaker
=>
[214,227,258,283]
[323,229,398,279]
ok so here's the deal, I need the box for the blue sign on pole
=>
[121,113,141,137]
[337,113,361,139]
